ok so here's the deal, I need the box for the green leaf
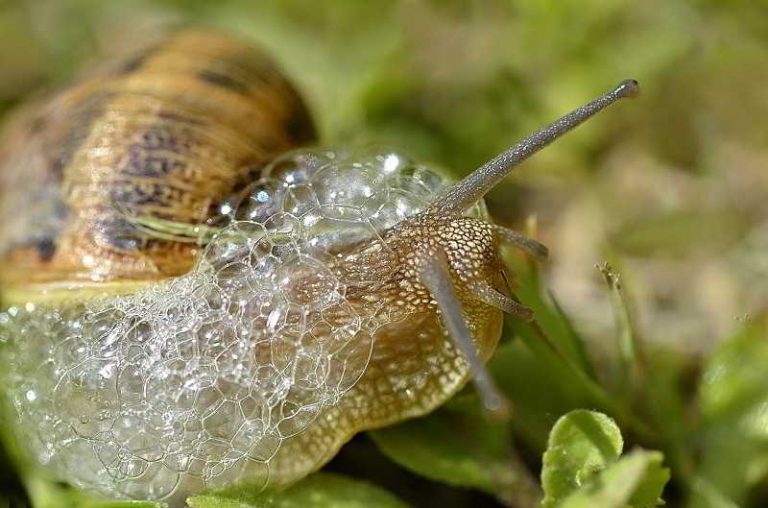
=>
[488,335,594,450]
[541,409,624,507]
[26,475,165,508]
[369,398,539,504]
[699,321,768,425]
[541,410,669,508]
[186,472,408,508]
[611,209,749,258]
[627,451,671,507]
[559,450,669,508]
[506,254,597,381]
[691,320,768,508]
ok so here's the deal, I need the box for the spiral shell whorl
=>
[0,29,315,296]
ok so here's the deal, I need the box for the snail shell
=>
[0,29,315,303]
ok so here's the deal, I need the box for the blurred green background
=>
[1,0,767,507]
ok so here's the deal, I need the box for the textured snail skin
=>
[267,210,505,483]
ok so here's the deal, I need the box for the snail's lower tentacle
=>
[493,224,549,260]
[469,279,533,322]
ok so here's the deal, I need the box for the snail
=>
[0,29,638,504]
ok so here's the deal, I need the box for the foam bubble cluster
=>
[0,149,484,503]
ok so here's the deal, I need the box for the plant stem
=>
[523,319,656,443]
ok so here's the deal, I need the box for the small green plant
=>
[541,410,668,508]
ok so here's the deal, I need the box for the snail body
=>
[0,29,638,505]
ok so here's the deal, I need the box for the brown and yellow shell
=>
[0,30,315,304]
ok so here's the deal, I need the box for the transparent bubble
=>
[275,254,341,309]
[0,148,485,504]
[282,183,319,216]
[312,163,381,208]
[262,148,339,184]
[233,180,281,224]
